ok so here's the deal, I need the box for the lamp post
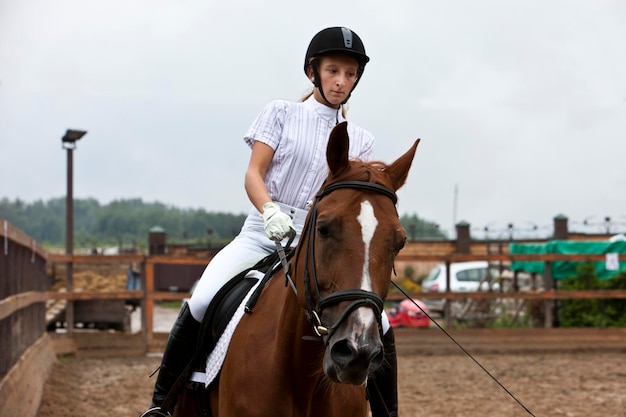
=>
[62,129,87,335]
[507,223,515,241]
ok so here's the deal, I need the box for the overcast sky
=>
[1,0,625,239]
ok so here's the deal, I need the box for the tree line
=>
[0,197,446,250]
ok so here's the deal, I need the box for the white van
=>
[420,261,500,313]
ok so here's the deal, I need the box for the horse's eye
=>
[317,225,331,238]
[394,233,407,254]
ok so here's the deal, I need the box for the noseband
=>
[300,180,398,342]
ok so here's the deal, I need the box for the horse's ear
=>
[326,122,350,176]
[387,139,421,191]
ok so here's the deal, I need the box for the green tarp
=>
[509,240,626,280]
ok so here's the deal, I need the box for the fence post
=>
[444,261,453,328]
[543,261,553,328]
[144,260,155,349]
[445,222,471,327]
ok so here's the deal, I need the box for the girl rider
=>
[141,26,399,417]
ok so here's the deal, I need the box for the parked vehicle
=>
[421,261,500,314]
[387,298,430,328]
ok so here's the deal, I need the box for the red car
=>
[387,298,430,328]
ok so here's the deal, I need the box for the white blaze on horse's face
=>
[356,200,378,328]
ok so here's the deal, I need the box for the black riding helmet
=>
[304,27,370,106]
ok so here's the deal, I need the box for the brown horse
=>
[179,122,419,417]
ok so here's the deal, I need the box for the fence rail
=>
[0,219,49,377]
[3,213,624,355]
[43,250,626,350]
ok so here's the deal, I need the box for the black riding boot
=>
[367,328,398,417]
[140,302,201,417]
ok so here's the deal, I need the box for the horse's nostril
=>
[330,338,383,371]
[330,339,357,367]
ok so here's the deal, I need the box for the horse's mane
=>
[327,158,394,190]
[295,157,397,296]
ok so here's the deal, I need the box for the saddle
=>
[193,248,295,374]
[161,248,294,416]
[195,248,292,363]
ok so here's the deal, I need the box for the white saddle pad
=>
[202,270,265,387]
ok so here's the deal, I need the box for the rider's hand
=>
[261,202,294,241]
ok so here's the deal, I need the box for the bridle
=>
[291,180,538,416]
[296,180,398,343]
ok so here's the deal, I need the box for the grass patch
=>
[160,300,182,309]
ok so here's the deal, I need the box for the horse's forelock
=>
[327,159,395,191]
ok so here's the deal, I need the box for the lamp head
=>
[62,129,87,149]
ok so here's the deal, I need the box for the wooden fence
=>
[46,253,208,350]
[44,251,626,351]
[394,252,626,327]
[0,220,49,377]
[0,220,57,417]
[3,215,626,355]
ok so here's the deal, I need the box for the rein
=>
[298,180,396,341]
[390,282,538,416]
[291,180,536,416]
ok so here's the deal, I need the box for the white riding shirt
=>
[188,95,385,331]
[244,95,374,209]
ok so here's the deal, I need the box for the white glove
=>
[261,202,294,241]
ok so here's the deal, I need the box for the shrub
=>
[558,263,626,327]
